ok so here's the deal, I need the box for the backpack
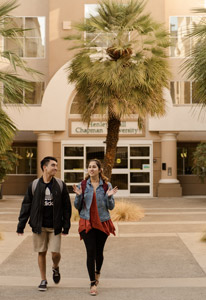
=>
[32,177,63,196]
[78,179,108,214]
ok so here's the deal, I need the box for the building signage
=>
[69,120,144,137]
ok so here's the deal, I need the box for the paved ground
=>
[1,195,206,299]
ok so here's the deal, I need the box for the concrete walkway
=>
[1,195,206,299]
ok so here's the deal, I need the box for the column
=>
[36,132,54,177]
[158,132,182,197]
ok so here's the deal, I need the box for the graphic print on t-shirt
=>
[44,187,53,206]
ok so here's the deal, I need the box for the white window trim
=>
[3,16,46,59]
[2,81,45,106]
[170,80,202,105]
[169,15,205,59]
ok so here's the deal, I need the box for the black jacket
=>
[17,177,72,235]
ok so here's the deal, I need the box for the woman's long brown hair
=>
[85,159,109,183]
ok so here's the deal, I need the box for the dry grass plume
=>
[71,207,80,222]
[71,199,144,222]
[110,200,144,222]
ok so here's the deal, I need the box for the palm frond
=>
[0,108,16,152]
[66,0,170,136]
[191,8,206,14]
[2,51,42,76]
[0,72,34,104]
[64,34,82,41]
[0,0,18,18]
[0,0,41,151]
[181,35,206,107]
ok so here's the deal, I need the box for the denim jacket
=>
[74,178,115,222]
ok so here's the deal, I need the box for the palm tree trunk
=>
[103,115,121,180]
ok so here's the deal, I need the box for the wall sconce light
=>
[153,158,157,163]
[180,152,187,158]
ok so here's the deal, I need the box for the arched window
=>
[70,93,80,114]
[70,93,107,115]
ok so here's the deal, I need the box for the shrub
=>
[71,199,144,222]
[71,207,80,222]
[193,142,206,182]
[110,200,144,222]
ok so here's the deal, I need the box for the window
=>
[3,82,45,105]
[70,93,81,114]
[177,142,198,175]
[70,92,107,114]
[129,146,151,194]
[4,17,45,58]
[170,81,200,104]
[113,147,128,169]
[170,16,206,57]
[85,4,99,19]
[24,82,45,104]
[9,147,37,174]
[84,4,129,48]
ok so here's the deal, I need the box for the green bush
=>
[0,148,21,199]
[193,143,206,182]
[0,148,21,182]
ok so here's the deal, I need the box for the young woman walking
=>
[73,159,118,296]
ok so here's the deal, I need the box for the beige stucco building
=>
[2,0,206,197]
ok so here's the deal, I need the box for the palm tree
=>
[0,0,39,151]
[181,8,206,109]
[65,0,170,179]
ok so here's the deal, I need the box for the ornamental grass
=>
[71,208,80,222]
[110,200,144,222]
[71,200,144,222]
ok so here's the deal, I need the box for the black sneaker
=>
[52,267,61,284]
[38,280,47,291]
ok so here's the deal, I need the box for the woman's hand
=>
[107,186,118,197]
[72,184,82,195]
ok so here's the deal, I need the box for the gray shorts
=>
[33,227,61,253]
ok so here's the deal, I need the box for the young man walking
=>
[17,156,72,291]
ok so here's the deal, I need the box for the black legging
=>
[80,228,108,282]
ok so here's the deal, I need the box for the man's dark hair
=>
[40,156,57,171]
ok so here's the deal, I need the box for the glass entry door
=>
[62,143,152,196]
[63,145,104,193]
[129,146,152,196]
[111,147,129,196]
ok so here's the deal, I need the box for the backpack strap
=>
[32,178,39,196]
[81,179,87,197]
[103,182,108,193]
[78,179,87,214]
[32,177,63,196]
[54,177,63,193]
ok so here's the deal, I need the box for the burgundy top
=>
[78,192,115,238]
